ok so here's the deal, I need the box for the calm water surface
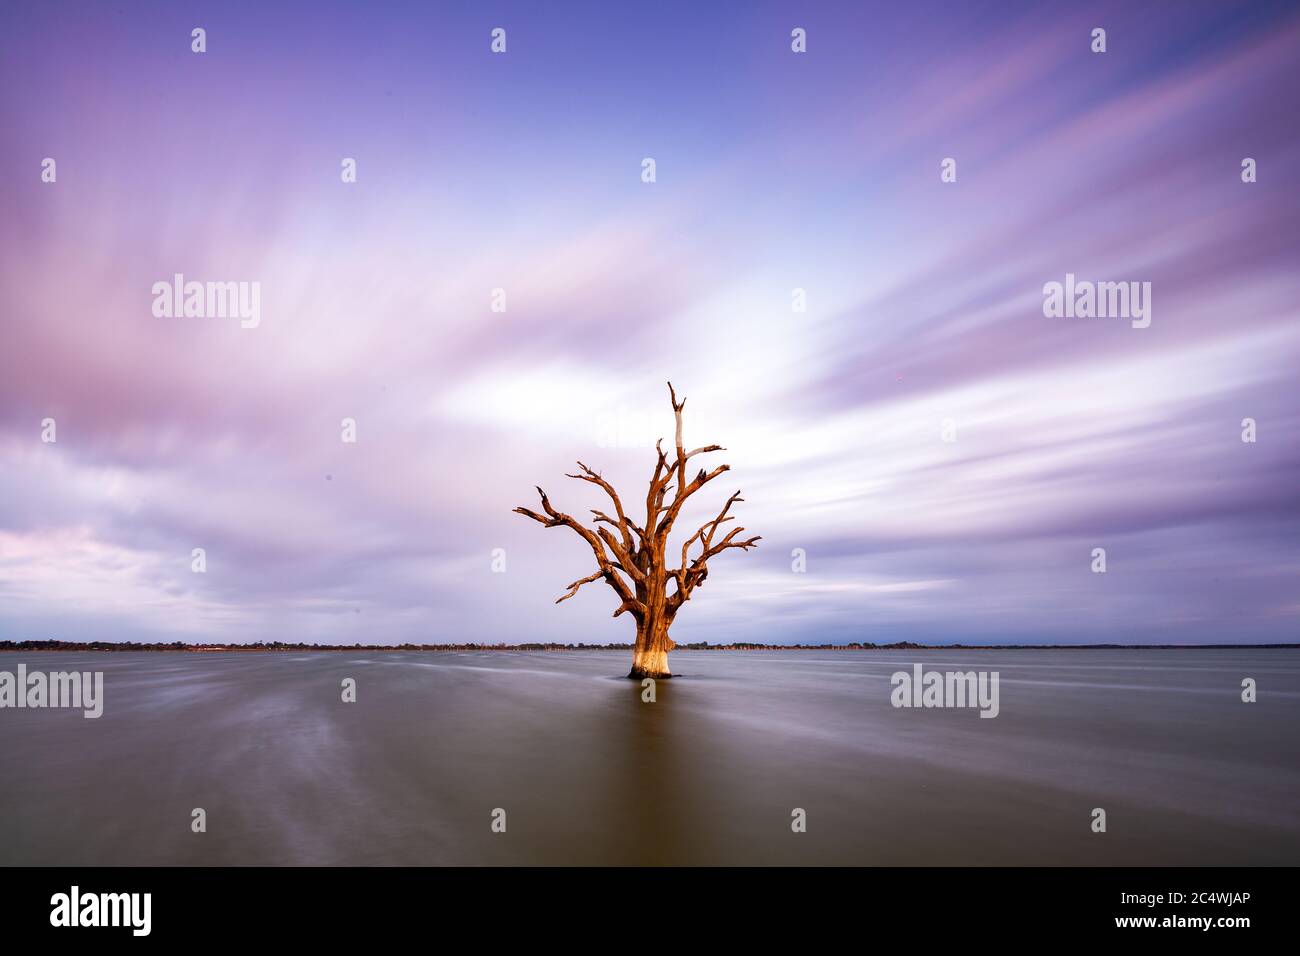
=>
[1,649,1297,865]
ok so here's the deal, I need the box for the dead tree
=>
[514,382,760,678]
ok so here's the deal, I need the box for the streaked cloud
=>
[1,1,1297,645]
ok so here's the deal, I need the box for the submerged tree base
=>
[629,645,671,680]
[627,667,673,680]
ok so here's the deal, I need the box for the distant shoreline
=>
[1,640,1296,653]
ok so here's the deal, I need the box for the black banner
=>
[0,866,1283,942]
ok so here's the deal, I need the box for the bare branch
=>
[703,527,762,560]
[667,381,685,413]
[668,488,761,610]
[596,525,645,583]
[646,437,675,533]
[678,490,744,571]
[685,444,724,460]
[566,461,641,549]
[513,506,551,526]
[656,463,731,536]
[669,382,687,506]
[512,486,639,605]
[556,570,604,604]
[612,599,643,618]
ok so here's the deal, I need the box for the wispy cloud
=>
[1,1,1297,644]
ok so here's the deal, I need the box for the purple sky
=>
[1,1,1298,646]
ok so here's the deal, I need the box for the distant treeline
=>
[1,639,915,652]
[1,640,1296,652]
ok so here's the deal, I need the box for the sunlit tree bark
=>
[514,383,760,678]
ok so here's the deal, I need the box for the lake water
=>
[1,649,1297,865]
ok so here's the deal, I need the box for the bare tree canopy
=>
[514,382,760,678]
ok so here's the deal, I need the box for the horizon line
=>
[2,640,1297,652]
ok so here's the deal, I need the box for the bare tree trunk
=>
[629,617,674,680]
